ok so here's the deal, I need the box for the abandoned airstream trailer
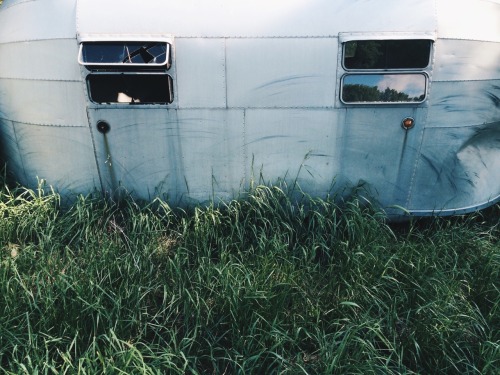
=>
[0,0,499,216]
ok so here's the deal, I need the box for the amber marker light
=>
[401,117,415,130]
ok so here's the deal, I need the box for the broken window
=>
[79,41,171,68]
[79,41,174,105]
[344,40,431,70]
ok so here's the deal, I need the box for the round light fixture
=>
[97,121,111,134]
[401,117,415,130]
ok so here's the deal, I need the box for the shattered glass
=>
[81,42,170,67]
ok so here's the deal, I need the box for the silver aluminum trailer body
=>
[0,0,499,215]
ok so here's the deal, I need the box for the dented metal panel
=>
[426,81,500,128]
[410,122,500,214]
[433,40,500,82]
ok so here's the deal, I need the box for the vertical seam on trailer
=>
[224,37,228,109]
[406,0,438,210]
[75,0,105,194]
[84,106,105,195]
[75,0,80,40]
[243,109,248,190]
[10,120,28,183]
[405,108,428,210]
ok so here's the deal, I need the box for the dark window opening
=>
[87,73,173,104]
[344,40,431,70]
[80,41,171,69]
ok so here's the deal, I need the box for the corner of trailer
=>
[332,33,438,217]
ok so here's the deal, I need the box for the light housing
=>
[401,117,415,130]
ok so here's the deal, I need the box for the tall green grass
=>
[0,176,498,374]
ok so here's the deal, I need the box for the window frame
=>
[86,71,174,105]
[78,41,171,69]
[340,72,429,105]
[342,39,432,72]
[78,37,175,106]
[338,33,435,106]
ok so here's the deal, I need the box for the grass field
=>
[0,172,498,374]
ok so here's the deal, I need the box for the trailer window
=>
[341,73,426,104]
[79,41,171,68]
[87,73,173,104]
[341,38,432,104]
[344,40,431,70]
[79,40,174,105]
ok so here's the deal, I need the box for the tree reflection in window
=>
[341,74,426,103]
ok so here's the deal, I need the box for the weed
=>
[0,174,498,374]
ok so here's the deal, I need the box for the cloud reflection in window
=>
[341,74,426,104]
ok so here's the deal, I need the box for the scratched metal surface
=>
[409,122,500,214]
[0,0,498,216]
[0,0,98,196]
[87,108,246,203]
[0,119,99,194]
[225,38,337,109]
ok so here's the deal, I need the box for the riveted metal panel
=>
[0,0,76,43]
[341,107,428,208]
[226,38,337,108]
[0,119,28,182]
[87,108,245,203]
[1,122,99,194]
[244,108,345,196]
[433,39,500,81]
[426,80,500,128]
[0,39,81,81]
[0,79,87,126]
[409,123,500,214]
[175,38,226,108]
